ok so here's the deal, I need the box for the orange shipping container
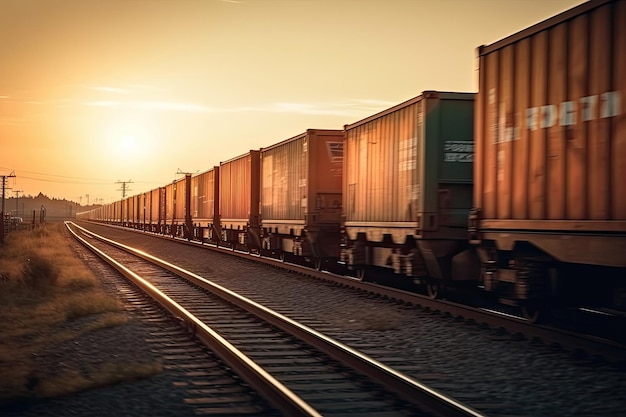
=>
[473,0,626,267]
[219,151,260,229]
[191,167,219,224]
[164,177,187,223]
[260,129,343,229]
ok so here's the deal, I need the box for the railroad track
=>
[103,221,626,365]
[66,221,483,417]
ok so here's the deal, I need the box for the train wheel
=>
[520,302,544,323]
[355,268,367,281]
[313,257,323,271]
[426,282,441,299]
[279,251,286,262]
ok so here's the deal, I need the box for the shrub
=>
[21,253,59,289]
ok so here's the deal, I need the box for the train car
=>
[469,0,626,319]
[219,150,261,250]
[112,199,123,224]
[148,187,164,233]
[340,91,477,295]
[163,176,191,238]
[190,167,220,243]
[259,129,343,269]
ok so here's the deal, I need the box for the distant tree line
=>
[5,193,101,220]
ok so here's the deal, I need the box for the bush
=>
[21,254,59,289]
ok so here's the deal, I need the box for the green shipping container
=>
[343,91,475,244]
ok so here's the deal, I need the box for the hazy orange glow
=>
[0,0,585,204]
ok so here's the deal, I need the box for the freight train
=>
[77,0,626,321]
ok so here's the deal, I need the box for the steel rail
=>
[69,221,486,417]
[78,220,626,364]
[65,221,322,417]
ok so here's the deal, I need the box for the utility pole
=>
[116,179,133,198]
[1,171,16,243]
[13,190,22,217]
[85,194,90,206]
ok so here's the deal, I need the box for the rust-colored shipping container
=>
[471,0,626,315]
[341,91,476,286]
[164,177,187,223]
[260,129,343,266]
[191,167,219,223]
[112,200,122,223]
[139,191,149,225]
[473,0,626,263]
[219,150,261,248]
[149,187,162,227]
[191,167,220,242]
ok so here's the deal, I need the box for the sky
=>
[1,0,586,205]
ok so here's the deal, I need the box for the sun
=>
[120,134,138,153]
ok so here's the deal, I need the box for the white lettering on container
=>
[540,105,557,128]
[525,90,621,130]
[444,141,473,163]
[560,101,576,126]
[601,91,621,118]
[580,95,597,121]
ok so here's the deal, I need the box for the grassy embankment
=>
[0,223,162,403]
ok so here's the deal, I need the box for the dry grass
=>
[0,223,161,403]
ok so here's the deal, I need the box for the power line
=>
[0,167,111,182]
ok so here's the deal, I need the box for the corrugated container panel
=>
[220,151,260,223]
[149,188,160,223]
[174,177,186,221]
[164,182,174,222]
[475,0,626,223]
[308,130,343,199]
[123,197,131,222]
[343,91,474,231]
[139,194,145,222]
[191,167,218,220]
[130,196,136,222]
[261,133,308,221]
[114,200,122,222]
[260,130,343,224]
[134,195,140,223]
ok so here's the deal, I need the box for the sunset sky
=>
[1,0,585,205]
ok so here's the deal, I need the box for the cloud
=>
[83,98,395,117]
[271,99,396,117]
[89,86,132,94]
[85,100,214,112]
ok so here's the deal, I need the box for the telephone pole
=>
[1,171,16,243]
[116,180,133,198]
[13,190,22,217]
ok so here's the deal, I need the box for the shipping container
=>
[149,187,162,230]
[139,191,149,226]
[190,167,220,242]
[260,129,343,267]
[112,200,122,223]
[340,91,476,288]
[471,0,626,316]
[219,150,261,249]
[163,176,190,237]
